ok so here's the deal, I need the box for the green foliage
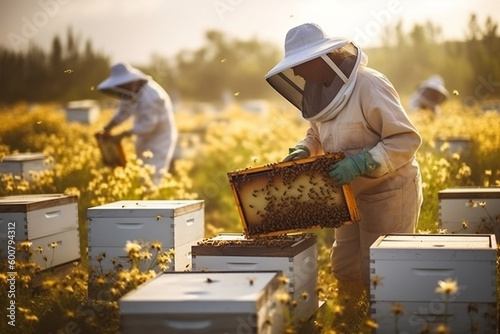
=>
[3,14,499,107]
[0,28,109,104]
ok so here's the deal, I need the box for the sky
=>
[0,0,499,65]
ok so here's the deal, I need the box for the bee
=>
[278,275,290,286]
[301,291,309,300]
[248,277,255,286]
[206,277,213,283]
[156,215,162,221]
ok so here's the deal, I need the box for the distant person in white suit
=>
[97,62,178,184]
[408,75,450,115]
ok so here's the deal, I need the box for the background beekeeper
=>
[265,23,423,308]
[97,62,178,184]
[408,75,450,115]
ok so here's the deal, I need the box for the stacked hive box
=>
[370,234,497,333]
[191,233,319,322]
[120,271,286,334]
[0,194,80,269]
[439,187,500,240]
[65,99,100,124]
[87,200,204,273]
[0,153,48,181]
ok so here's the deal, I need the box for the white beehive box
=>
[65,99,100,124]
[191,233,318,322]
[439,187,500,240]
[0,152,48,181]
[87,200,204,272]
[120,271,286,334]
[370,234,497,333]
[0,194,80,268]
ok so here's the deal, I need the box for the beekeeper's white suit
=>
[408,75,449,115]
[98,62,177,184]
[266,24,423,290]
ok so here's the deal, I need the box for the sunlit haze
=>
[0,0,499,64]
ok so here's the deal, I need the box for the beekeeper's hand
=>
[329,150,380,185]
[111,130,132,143]
[282,145,310,162]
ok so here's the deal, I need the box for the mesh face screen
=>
[266,43,360,119]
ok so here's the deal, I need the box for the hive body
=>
[370,233,497,333]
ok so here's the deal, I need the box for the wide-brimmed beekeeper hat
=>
[420,75,449,97]
[267,23,348,75]
[97,62,149,91]
[265,23,367,122]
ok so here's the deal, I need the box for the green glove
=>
[282,145,310,162]
[329,150,380,185]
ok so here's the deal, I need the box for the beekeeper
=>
[408,75,450,115]
[265,23,423,297]
[97,62,178,184]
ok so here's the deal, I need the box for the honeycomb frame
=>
[228,152,360,238]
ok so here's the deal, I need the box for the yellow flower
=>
[125,241,141,254]
[25,314,39,322]
[95,276,107,285]
[435,278,458,296]
[365,318,379,329]
[151,241,162,251]
[392,303,404,316]
[142,150,154,159]
[332,304,343,316]
[276,291,291,304]
[50,242,59,249]
[436,323,450,334]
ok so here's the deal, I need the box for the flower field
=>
[0,100,499,333]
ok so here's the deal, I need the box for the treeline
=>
[0,14,499,105]
[0,28,109,104]
[369,14,500,105]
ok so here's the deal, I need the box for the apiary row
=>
[0,194,323,333]
[1,184,499,333]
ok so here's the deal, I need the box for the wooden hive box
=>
[227,152,360,237]
[119,271,286,334]
[438,187,500,240]
[0,194,80,269]
[0,152,48,181]
[370,234,497,333]
[87,200,204,273]
[191,233,319,322]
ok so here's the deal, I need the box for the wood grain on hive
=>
[228,152,360,237]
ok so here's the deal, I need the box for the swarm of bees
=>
[228,152,359,237]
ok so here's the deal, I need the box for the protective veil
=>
[265,23,367,122]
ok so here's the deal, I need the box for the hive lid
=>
[1,152,45,162]
[372,234,495,249]
[0,194,78,212]
[119,271,282,314]
[87,200,204,218]
[192,233,317,257]
[438,187,500,199]
[227,152,359,237]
